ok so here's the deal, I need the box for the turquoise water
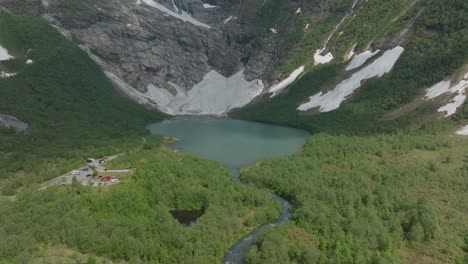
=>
[147,116,310,172]
[147,116,310,264]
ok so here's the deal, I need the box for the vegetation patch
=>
[0,136,280,263]
[241,130,467,263]
[0,12,165,194]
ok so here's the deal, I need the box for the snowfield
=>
[346,49,380,71]
[107,69,264,116]
[0,44,13,61]
[425,74,468,117]
[456,125,468,136]
[268,66,305,97]
[298,46,404,112]
[314,49,334,65]
[424,80,451,100]
[140,0,211,28]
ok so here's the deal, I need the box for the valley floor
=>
[240,129,468,263]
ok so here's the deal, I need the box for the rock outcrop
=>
[39,0,280,115]
[0,114,28,132]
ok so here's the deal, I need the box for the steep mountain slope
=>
[38,0,281,115]
[2,0,465,122]
[1,0,404,116]
[233,0,468,134]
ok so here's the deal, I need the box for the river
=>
[147,116,310,264]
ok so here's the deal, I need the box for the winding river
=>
[147,116,309,264]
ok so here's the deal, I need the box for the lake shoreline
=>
[148,116,310,263]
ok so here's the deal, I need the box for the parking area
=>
[39,156,131,190]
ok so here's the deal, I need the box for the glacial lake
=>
[147,116,310,173]
[147,116,310,264]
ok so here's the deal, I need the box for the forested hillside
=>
[0,137,279,263]
[0,11,165,194]
[241,130,467,263]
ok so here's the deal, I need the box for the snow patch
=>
[268,66,305,97]
[270,28,278,34]
[298,46,404,112]
[305,24,310,30]
[314,49,333,65]
[0,44,13,61]
[26,59,33,64]
[296,8,302,14]
[455,125,468,136]
[345,49,380,71]
[437,80,468,117]
[424,75,468,117]
[0,72,16,78]
[141,0,210,29]
[424,80,452,100]
[107,69,264,116]
[314,0,360,66]
[223,16,236,24]
[203,3,218,8]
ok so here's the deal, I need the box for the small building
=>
[101,176,113,182]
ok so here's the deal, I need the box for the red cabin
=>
[101,176,113,181]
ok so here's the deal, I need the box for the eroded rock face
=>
[40,0,279,115]
[0,114,28,133]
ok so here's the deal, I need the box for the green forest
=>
[0,11,165,194]
[0,11,280,264]
[241,130,468,263]
[0,136,279,263]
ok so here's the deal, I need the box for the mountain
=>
[2,0,431,116]
[5,0,463,126]
[0,0,467,263]
[232,0,468,135]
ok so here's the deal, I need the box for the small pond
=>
[169,209,204,227]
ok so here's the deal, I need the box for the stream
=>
[147,116,309,264]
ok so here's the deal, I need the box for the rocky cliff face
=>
[2,0,405,116]
[38,0,283,115]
